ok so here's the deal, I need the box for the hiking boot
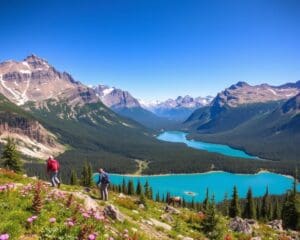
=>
[57,182,61,188]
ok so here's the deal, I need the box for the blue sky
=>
[1,0,299,101]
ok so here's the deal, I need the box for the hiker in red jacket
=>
[46,156,61,188]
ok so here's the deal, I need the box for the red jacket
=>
[47,159,60,172]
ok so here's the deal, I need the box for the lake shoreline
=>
[109,169,295,180]
[157,131,261,159]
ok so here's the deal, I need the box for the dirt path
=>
[51,189,101,210]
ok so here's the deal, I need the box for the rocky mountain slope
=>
[185,82,300,162]
[0,93,64,159]
[143,95,213,121]
[93,85,177,129]
[185,81,300,133]
[0,55,81,105]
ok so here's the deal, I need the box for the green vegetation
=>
[0,169,299,240]
[1,138,23,173]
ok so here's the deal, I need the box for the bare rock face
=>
[0,54,95,106]
[104,204,125,222]
[93,85,141,109]
[229,217,253,234]
[212,81,300,108]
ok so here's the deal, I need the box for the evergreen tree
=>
[1,138,22,173]
[121,178,127,194]
[136,180,142,195]
[272,199,280,220]
[282,171,300,230]
[261,186,270,221]
[155,192,160,202]
[139,189,147,209]
[144,180,151,198]
[221,192,229,216]
[256,200,261,220]
[166,192,171,203]
[203,188,210,211]
[86,163,93,187]
[149,187,153,199]
[127,180,135,195]
[70,169,78,185]
[161,194,165,203]
[81,161,92,187]
[229,185,240,217]
[201,195,225,240]
[244,187,255,219]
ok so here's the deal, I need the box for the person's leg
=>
[54,172,60,187]
[104,184,109,201]
[50,172,56,187]
[100,184,104,200]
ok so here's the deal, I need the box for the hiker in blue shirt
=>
[96,168,110,201]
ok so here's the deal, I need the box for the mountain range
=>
[184,80,300,162]
[0,54,299,178]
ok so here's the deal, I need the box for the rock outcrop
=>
[104,204,125,222]
[229,217,254,234]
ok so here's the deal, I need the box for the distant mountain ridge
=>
[185,81,300,162]
[93,84,179,129]
[142,95,213,121]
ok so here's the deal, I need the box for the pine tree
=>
[149,187,153,199]
[256,200,261,220]
[139,189,147,209]
[127,180,135,195]
[244,187,255,219]
[155,192,160,202]
[122,178,127,194]
[136,180,142,195]
[282,170,300,230]
[81,162,92,187]
[261,186,270,221]
[70,169,78,185]
[166,192,171,203]
[272,199,280,220]
[203,188,210,211]
[201,195,225,240]
[221,192,229,216]
[229,185,240,217]
[87,162,93,187]
[1,138,22,173]
[144,180,151,198]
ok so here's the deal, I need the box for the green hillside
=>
[114,107,180,130]
[21,98,294,181]
[187,97,300,171]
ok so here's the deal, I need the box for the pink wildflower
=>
[0,234,9,240]
[88,234,96,240]
[82,212,90,218]
[49,217,56,223]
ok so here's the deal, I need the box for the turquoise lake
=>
[94,171,299,202]
[157,131,259,159]
[93,131,298,202]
